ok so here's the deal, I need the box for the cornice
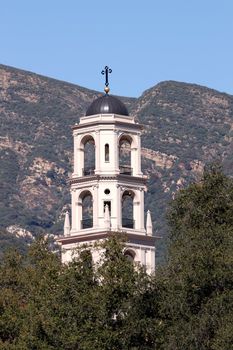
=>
[57,231,157,247]
[72,120,143,131]
[70,174,147,186]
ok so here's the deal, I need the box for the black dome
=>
[86,94,129,116]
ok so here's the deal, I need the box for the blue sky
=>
[1,0,233,97]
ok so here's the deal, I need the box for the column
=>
[92,184,98,228]
[95,130,100,174]
[71,189,76,231]
[74,135,84,177]
[117,185,123,229]
[133,189,145,231]
[140,248,146,267]
[113,130,119,173]
[136,133,142,176]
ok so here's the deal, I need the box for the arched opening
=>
[105,143,109,162]
[122,190,134,228]
[124,249,136,262]
[80,190,93,229]
[78,250,94,283]
[79,249,93,269]
[119,135,132,175]
[82,135,95,176]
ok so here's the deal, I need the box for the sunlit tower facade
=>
[58,67,155,273]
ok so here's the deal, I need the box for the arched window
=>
[119,135,132,175]
[122,190,134,228]
[105,143,109,162]
[79,250,93,270]
[81,135,95,176]
[78,250,94,282]
[124,249,135,262]
[80,191,93,229]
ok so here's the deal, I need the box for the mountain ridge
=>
[0,63,136,103]
[1,63,233,257]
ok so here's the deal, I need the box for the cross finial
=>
[101,66,112,94]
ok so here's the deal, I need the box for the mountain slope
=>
[1,64,233,255]
[136,81,233,233]
[0,64,135,238]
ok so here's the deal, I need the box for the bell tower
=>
[58,67,156,273]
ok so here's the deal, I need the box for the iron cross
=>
[101,66,112,87]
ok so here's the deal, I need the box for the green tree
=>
[1,166,233,349]
[0,249,26,349]
[87,234,157,350]
[156,164,233,349]
[0,234,157,349]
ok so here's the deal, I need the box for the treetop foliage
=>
[0,165,232,349]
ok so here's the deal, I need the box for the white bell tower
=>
[58,67,156,273]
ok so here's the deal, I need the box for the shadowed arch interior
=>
[122,190,135,229]
[124,249,136,262]
[119,134,133,175]
[80,190,93,229]
[81,135,95,176]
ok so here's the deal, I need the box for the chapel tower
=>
[58,67,155,273]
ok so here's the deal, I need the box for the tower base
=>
[57,231,156,274]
